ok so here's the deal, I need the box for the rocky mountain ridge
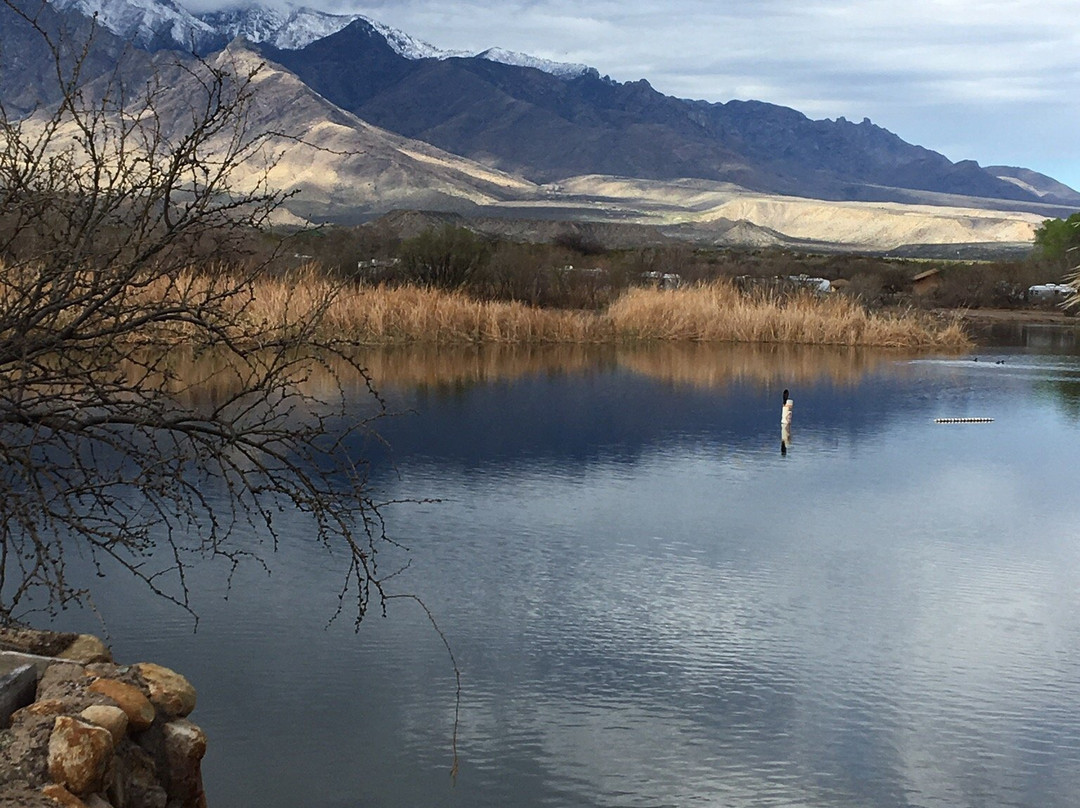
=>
[2,0,1077,249]
[255,18,1080,209]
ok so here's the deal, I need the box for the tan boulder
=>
[47,715,114,795]
[42,782,89,807]
[87,679,155,731]
[12,698,69,723]
[57,635,113,665]
[133,664,196,718]
[79,705,129,745]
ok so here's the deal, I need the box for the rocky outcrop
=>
[0,628,206,808]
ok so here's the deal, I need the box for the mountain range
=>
[3,0,1079,250]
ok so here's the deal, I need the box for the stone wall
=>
[0,628,206,808]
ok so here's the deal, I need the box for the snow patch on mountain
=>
[476,48,590,78]
[51,0,216,49]
[200,5,352,50]
[46,0,597,80]
[198,4,458,56]
[365,18,465,61]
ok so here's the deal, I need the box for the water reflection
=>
[360,342,911,395]
[970,321,1080,353]
[41,337,1080,808]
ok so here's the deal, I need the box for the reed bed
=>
[606,282,970,349]
[243,271,609,344]
[245,274,969,350]
[4,261,967,350]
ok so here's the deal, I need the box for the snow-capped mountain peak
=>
[45,0,596,81]
[50,0,217,50]
[365,18,466,61]
[196,2,464,58]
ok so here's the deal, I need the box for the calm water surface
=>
[56,334,1080,808]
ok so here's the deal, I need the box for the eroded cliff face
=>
[0,628,206,808]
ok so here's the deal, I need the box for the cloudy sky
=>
[292,0,1080,192]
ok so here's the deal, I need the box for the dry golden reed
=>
[605,283,969,349]
[0,260,967,350]
[242,274,970,350]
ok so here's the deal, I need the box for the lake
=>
[51,328,1080,808]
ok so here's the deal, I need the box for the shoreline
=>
[941,307,1079,326]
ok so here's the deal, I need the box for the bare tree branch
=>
[0,0,392,626]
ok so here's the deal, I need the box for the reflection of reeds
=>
[614,342,902,390]
[355,342,909,392]
[357,344,603,391]
[245,275,970,350]
[123,341,912,398]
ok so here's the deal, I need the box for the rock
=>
[161,720,206,808]
[57,637,112,666]
[87,680,154,732]
[132,665,195,719]
[83,794,114,808]
[84,664,123,679]
[0,707,54,788]
[37,663,87,701]
[109,741,166,808]
[11,698,68,723]
[0,649,56,678]
[47,716,114,796]
[41,783,89,807]
[0,663,40,726]
[0,627,79,658]
[79,706,128,745]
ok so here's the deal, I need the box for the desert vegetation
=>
[283,219,1075,316]
[235,268,970,349]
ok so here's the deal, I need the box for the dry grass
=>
[606,282,970,349]
[246,274,970,350]
[242,269,608,343]
[0,261,967,350]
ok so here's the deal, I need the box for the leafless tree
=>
[0,0,393,625]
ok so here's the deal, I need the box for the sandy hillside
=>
[553,176,1043,250]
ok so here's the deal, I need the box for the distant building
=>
[357,257,401,271]
[912,268,942,296]
[787,274,832,293]
[641,271,682,289]
[1027,283,1076,303]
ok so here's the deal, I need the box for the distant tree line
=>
[278,222,1075,312]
